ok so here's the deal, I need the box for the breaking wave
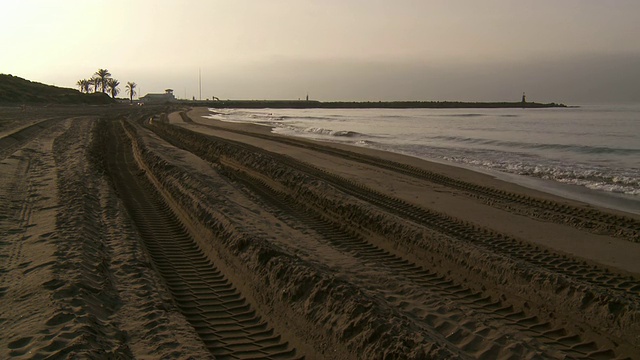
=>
[303,127,364,137]
[429,135,640,155]
[206,106,640,199]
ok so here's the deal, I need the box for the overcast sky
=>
[2,0,639,103]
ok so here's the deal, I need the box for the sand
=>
[1,105,639,359]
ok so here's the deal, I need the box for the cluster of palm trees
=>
[77,69,137,103]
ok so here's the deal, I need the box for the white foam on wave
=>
[207,106,640,207]
[439,153,640,196]
[303,127,363,137]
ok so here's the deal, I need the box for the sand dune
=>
[1,105,638,359]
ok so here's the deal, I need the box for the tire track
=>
[310,166,640,299]
[184,113,640,242]
[0,152,33,296]
[221,164,621,359]
[0,117,64,161]
[147,122,640,302]
[105,120,302,359]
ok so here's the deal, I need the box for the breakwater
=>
[180,99,566,109]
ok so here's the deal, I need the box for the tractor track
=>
[147,121,640,304]
[0,117,66,161]
[104,119,302,359]
[223,165,621,359]
[182,112,640,242]
[309,166,640,300]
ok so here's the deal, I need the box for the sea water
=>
[203,105,640,214]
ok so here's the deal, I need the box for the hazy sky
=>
[2,0,639,103]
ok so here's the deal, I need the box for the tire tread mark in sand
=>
[185,115,640,242]
[311,166,640,300]
[146,122,640,301]
[106,121,301,360]
[0,118,64,161]
[222,165,619,359]
[0,153,34,293]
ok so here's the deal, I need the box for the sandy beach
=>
[1,105,639,359]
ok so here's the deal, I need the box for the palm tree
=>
[106,78,120,99]
[125,82,137,103]
[76,79,91,93]
[91,76,100,93]
[94,68,111,93]
[84,79,93,93]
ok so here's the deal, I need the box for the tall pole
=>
[199,68,202,101]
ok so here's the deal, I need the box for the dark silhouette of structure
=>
[196,100,566,109]
[522,92,526,103]
[140,89,176,103]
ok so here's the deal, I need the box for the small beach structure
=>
[140,89,176,103]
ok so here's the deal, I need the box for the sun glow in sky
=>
[2,0,640,103]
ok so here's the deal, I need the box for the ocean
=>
[203,104,640,214]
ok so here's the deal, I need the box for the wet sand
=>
[1,105,639,359]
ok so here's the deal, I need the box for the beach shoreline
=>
[199,106,640,215]
[1,105,638,359]
[187,107,640,271]
[195,107,640,216]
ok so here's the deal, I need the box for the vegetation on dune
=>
[76,69,137,101]
[94,68,111,93]
[0,74,113,105]
[78,69,115,95]
[91,77,100,94]
[0,68,136,105]
[126,82,137,104]
[106,78,120,99]
[76,79,92,94]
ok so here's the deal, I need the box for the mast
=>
[199,68,202,101]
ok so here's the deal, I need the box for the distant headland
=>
[179,99,567,109]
